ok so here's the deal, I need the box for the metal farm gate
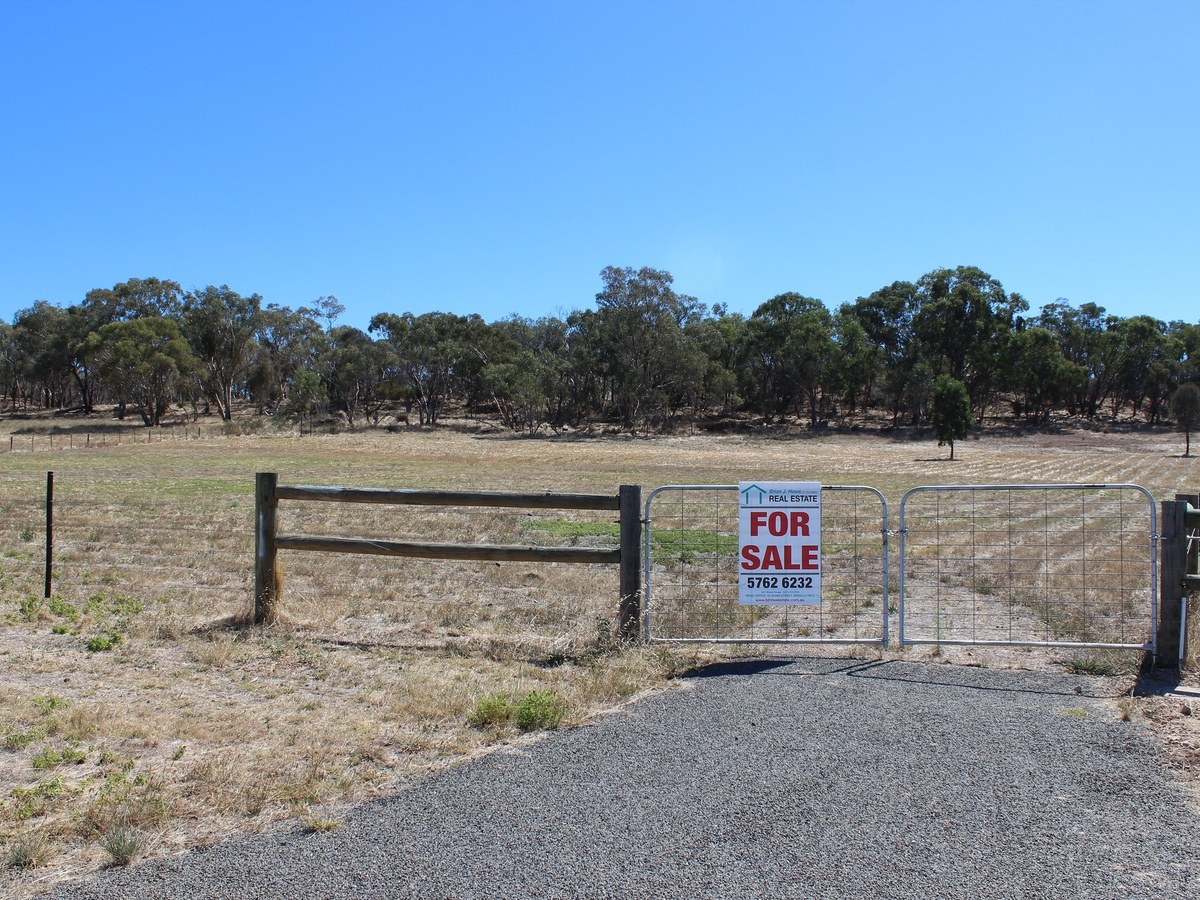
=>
[897,484,1158,651]
[643,485,889,645]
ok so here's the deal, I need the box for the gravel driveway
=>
[46,657,1200,899]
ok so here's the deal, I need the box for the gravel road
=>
[46,657,1200,899]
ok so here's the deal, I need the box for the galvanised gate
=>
[643,485,889,645]
[643,482,1159,653]
[897,483,1158,652]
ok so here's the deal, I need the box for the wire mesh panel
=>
[898,484,1157,650]
[644,485,888,644]
[44,471,256,618]
[0,475,46,599]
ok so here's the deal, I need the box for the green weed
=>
[17,595,42,621]
[467,694,513,728]
[513,690,567,731]
[47,596,78,621]
[31,745,86,769]
[31,696,69,715]
[86,630,124,652]
[1064,656,1115,676]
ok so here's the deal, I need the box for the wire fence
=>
[0,471,624,650]
[0,473,1166,653]
[1,425,284,454]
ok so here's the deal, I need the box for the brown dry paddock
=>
[0,417,1197,897]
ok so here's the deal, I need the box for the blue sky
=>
[2,0,1196,331]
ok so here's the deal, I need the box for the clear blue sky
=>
[2,0,1196,332]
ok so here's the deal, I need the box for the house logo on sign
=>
[740,484,768,505]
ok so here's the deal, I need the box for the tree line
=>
[2,266,1198,433]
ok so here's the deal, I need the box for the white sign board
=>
[738,481,822,605]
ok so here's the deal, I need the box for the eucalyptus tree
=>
[931,375,974,460]
[0,321,18,410]
[10,301,74,408]
[1175,322,1200,385]
[475,316,551,431]
[522,314,589,429]
[80,318,196,426]
[590,266,705,429]
[1171,382,1200,457]
[912,266,1027,415]
[322,326,395,427]
[480,349,550,432]
[181,286,263,420]
[1006,326,1086,424]
[69,278,185,412]
[311,295,345,333]
[744,293,836,426]
[831,305,881,416]
[255,303,327,409]
[369,311,471,426]
[1036,301,1113,418]
[562,308,608,423]
[1107,315,1176,422]
[844,282,920,425]
[682,307,745,416]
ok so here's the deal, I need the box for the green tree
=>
[256,303,326,411]
[81,318,195,426]
[0,321,18,410]
[682,307,744,416]
[1171,382,1200,457]
[913,267,1027,416]
[312,295,345,333]
[590,266,704,429]
[1007,326,1086,424]
[10,301,74,409]
[931,375,974,460]
[282,368,326,430]
[322,327,390,427]
[831,306,881,417]
[181,285,263,420]
[844,282,920,425]
[369,311,470,426]
[744,293,835,426]
[72,278,185,413]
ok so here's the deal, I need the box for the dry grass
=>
[0,414,1198,895]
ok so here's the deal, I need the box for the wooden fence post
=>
[1179,493,1199,670]
[618,484,642,643]
[1158,494,1198,668]
[254,473,279,624]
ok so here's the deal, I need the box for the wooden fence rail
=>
[254,473,643,641]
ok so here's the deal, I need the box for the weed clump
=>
[467,689,568,732]
[5,831,50,869]
[100,825,142,867]
[513,690,567,731]
[467,694,513,728]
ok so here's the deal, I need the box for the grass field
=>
[0,414,1197,895]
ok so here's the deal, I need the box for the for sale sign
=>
[738,482,822,605]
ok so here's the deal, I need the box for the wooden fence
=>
[253,473,643,641]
